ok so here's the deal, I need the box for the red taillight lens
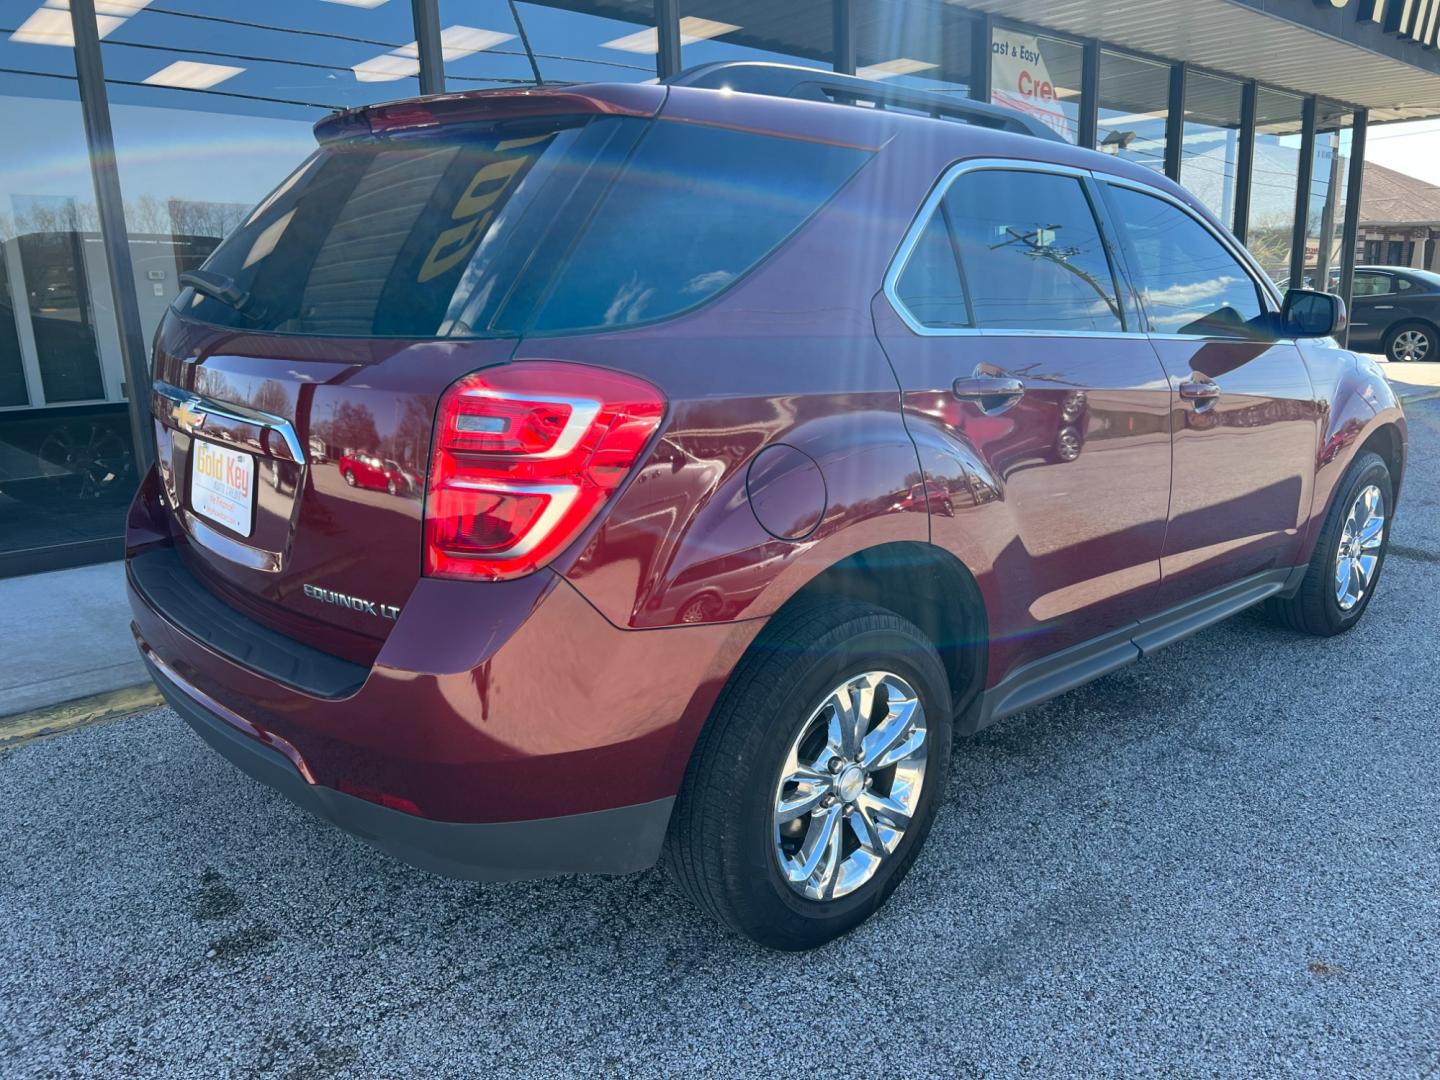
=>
[424,361,665,581]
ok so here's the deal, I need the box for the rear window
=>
[181,117,871,339]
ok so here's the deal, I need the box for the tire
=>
[343,469,356,486]
[665,599,953,950]
[386,478,398,495]
[1384,321,1437,363]
[1264,451,1392,636]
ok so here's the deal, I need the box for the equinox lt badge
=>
[302,583,400,621]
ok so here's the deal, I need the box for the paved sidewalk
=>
[0,560,145,718]
[1377,358,1440,403]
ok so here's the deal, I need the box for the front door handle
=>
[1178,378,1220,411]
[953,375,1025,415]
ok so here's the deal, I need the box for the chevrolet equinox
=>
[128,63,1407,950]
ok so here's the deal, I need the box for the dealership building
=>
[3,0,1440,576]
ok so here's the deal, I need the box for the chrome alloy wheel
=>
[1391,328,1432,362]
[1335,483,1386,611]
[771,671,928,901]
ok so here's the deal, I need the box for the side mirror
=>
[1282,288,1347,339]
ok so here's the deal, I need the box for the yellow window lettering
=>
[415,136,549,284]
[452,157,528,220]
[417,210,495,282]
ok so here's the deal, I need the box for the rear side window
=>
[1105,184,1266,337]
[1352,272,1394,297]
[939,170,1125,333]
[528,123,871,333]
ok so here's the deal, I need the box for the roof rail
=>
[665,61,1065,143]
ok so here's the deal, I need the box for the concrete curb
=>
[0,683,161,749]
[1396,386,1440,405]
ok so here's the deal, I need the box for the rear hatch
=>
[149,88,662,663]
[148,83,875,662]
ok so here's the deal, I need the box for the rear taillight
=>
[424,361,665,581]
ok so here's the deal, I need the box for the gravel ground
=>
[3,399,1439,1079]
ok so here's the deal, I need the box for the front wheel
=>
[666,600,952,950]
[1265,451,1392,636]
[1385,321,1436,363]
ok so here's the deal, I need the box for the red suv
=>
[128,64,1406,950]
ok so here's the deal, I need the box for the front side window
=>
[1106,184,1266,337]
[943,169,1125,333]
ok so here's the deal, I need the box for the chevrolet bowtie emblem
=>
[172,399,208,434]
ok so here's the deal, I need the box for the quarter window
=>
[941,170,1125,333]
[894,210,971,328]
[1106,184,1266,337]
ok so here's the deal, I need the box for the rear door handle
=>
[952,375,1025,415]
[1178,379,1220,411]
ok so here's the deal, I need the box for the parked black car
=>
[1348,265,1440,362]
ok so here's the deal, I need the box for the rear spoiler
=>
[314,84,664,144]
[667,61,1065,143]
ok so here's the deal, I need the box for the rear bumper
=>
[145,650,674,879]
[126,463,763,877]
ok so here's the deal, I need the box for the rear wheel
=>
[1265,451,1392,636]
[1384,321,1436,362]
[343,469,356,486]
[666,600,952,950]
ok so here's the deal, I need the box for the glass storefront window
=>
[444,2,659,87]
[1096,51,1169,172]
[990,26,1081,143]
[1304,104,1354,293]
[0,58,129,568]
[681,1,830,70]
[99,0,423,396]
[1180,71,1244,226]
[1247,88,1304,283]
[855,0,971,93]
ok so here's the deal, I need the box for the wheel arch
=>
[1357,420,1405,505]
[777,541,988,720]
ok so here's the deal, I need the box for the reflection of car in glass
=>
[128,64,1406,951]
[1346,266,1440,363]
[338,453,406,495]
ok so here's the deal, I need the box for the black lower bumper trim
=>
[129,546,367,698]
[146,657,673,881]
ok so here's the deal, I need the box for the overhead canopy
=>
[960,0,1440,123]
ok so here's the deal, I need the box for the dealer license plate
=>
[190,438,255,537]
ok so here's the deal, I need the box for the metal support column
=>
[1232,81,1257,243]
[1338,109,1368,345]
[1164,62,1187,182]
[969,13,991,102]
[412,0,445,95]
[1078,40,1100,149]
[1289,95,1318,289]
[69,0,153,473]
[833,0,855,75]
[655,0,682,79]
